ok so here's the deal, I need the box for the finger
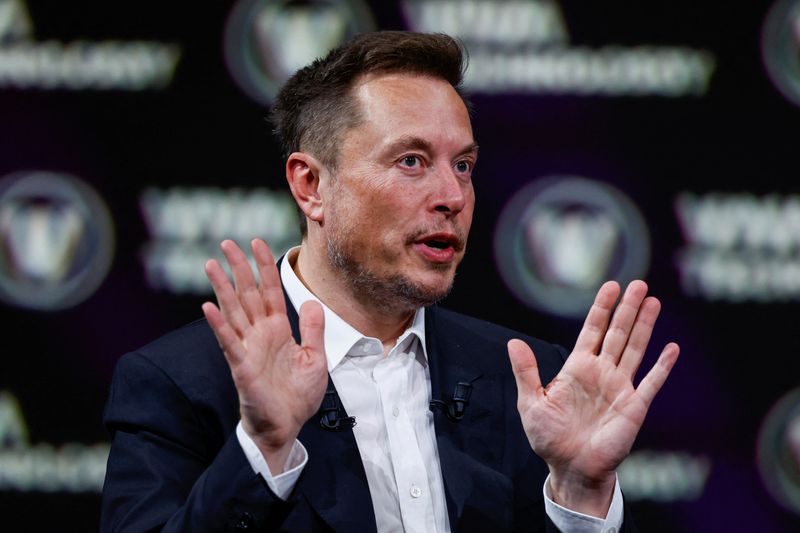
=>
[202,301,246,364]
[299,300,326,358]
[205,258,250,335]
[636,342,680,408]
[508,339,543,402]
[252,239,287,316]
[573,281,621,355]
[599,280,648,364]
[220,239,263,323]
[617,297,661,379]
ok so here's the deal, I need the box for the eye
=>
[454,160,472,174]
[399,155,422,168]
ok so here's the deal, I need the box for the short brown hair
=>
[271,32,469,235]
[272,31,468,166]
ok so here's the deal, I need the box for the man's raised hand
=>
[508,280,679,517]
[202,239,328,474]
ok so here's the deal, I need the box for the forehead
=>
[346,73,474,149]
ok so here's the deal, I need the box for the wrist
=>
[547,469,616,519]
[251,435,295,476]
[241,420,298,476]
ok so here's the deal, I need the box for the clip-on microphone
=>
[429,380,475,422]
[319,388,356,431]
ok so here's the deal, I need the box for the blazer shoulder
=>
[111,318,236,418]
[428,306,569,365]
[126,318,225,373]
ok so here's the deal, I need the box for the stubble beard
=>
[326,231,456,316]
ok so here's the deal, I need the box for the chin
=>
[328,240,458,312]
[408,272,457,301]
[416,262,457,284]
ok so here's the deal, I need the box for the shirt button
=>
[392,406,400,418]
[606,528,616,533]
[410,486,422,498]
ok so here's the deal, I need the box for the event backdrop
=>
[1,0,799,530]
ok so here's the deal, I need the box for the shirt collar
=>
[279,246,427,372]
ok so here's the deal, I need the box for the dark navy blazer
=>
[101,295,632,532]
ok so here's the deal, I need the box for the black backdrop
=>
[2,0,800,530]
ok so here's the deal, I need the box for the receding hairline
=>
[305,71,473,163]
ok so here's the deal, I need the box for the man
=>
[101,32,679,532]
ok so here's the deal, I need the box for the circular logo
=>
[493,176,651,318]
[0,171,115,311]
[224,0,376,106]
[757,387,800,515]
[762,0,800,107]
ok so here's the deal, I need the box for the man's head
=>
[275,32,477,314]
[272,31,468,173]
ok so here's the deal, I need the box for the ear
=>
[285,152,326,226]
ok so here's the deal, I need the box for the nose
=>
[431,167,468,216]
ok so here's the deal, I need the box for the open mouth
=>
[415,233,459,251]
[412,232,461,263]
[424,239,451,250]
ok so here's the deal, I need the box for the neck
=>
[292,244,416,345]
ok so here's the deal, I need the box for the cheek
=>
[356,183,416,222]
[341,195,406,247]
[461,189,476,225]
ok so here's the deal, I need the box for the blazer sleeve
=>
[100,351,293,532]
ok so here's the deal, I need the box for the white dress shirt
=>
[236,248,624,533]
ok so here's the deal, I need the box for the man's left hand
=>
[508,280,680,518]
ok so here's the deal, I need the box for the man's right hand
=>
[202,239,328,475]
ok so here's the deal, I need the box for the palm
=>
[509,280,679,491]
[520,349,648,480]
[233,310,327,443]
[202,239,328,458]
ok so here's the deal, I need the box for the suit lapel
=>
[282,285,377,532]
[426,306,514,529]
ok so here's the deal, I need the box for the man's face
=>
[321,73,477,314]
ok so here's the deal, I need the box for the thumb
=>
[508,339,543,398]
[299,300,325,357]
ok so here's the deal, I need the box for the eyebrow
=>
[456,142,480,159]
[383,136,480,159]
[383,136,433,155]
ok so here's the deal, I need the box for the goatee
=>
[326,238,455,316]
